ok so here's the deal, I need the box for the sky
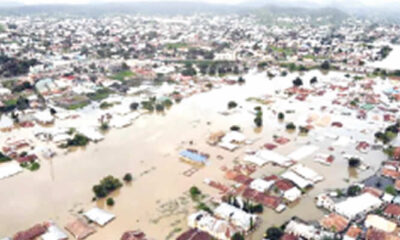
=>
[2,0,399,6]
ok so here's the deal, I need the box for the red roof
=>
[233,174,253,185]
[13,224,47,240]
[121,230,148,240]
[363,187,383,198]
[264,143,277,150]
[176,229,212,240]
[320,213,349,232]
[366,228,400,240]
[381,168,400,179]
[275,179,294,191]
[395,179,400,191]
[281,234,299,240]
[263,175,279,182]
[346,225,362,239]
[384,204,400,217]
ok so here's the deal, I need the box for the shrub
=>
[230,125,241,131]
[347,185,361,197]
[292,77,303,87]
[265,227,283,240]
[286,122,296,130]
[278,112,284,120]
[348,157,361,168]
[106,198,115,206]
[100,102,113,110]
[155,104,164,112]
[130,102,139,110]
[100,122,109,131]
[228,101,238,109]
[189,186,202,200]
[0,152,11,163]
[66,134,90,147]
[123,173,133,182]
[231,233,245,240]
[385,185,397,195]
[254,116,263,127]
[196,202,213,214]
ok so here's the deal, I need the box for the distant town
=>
[1,2,400,240]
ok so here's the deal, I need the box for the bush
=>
[310,76,318,84]
[65,134,90,147]
[93,175,122,198]
[265,227,283,240]
[20,161,40,171]
[254,116,263,127]
[100,122,109,131]
[320,60,330,70]
[189,186,202,200]
[347,185,361,197]
[385,185,397,195]
[348,157,361,168]
[106,198,115,206]
[286,122,296,130]
[100,102,113,109]
[123,173,133,182]
[231,233,245,240]
[299,126,309,134]
[278,112,284,120]
[228,101,238,109]
[155,104,164,112]
[0,152,11,163]
[230,125,241,131]
[130,102,139,110]
[254,106,262,112]
[163,99,173,107]
[250,203,263,213]
[196,202,213,214]
[292,77,303,87]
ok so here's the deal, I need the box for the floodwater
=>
[0,69,389,239]
[368,44,400,70]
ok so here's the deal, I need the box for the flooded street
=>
[0,70,390,239]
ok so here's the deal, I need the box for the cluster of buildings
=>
[1,9,400,240]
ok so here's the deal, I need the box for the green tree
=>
[231,233,245,240]
[320,60,330,70]
[347,185,361,197]
[130,102,139,111]
[189,186,202,200]
[265,227,283,240]
[106,198,115,206]
[228,101,238,109]
[286,122,296,130]
[385,185,397,195]
[123,173,133,182]
[278,112,285,120]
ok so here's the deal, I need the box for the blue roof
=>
[180,150,208,164]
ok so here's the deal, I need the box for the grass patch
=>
[111,70,134,82]
[20,161,40,171]
[87,88,113,101]
[0,152,11,163]
[66,101,90,110]
[165,42,188,49]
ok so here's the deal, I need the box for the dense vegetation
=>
[0,56,39,77]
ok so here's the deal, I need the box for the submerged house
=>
[180,149,209,165]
